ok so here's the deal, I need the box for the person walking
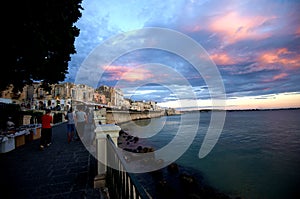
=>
[40,109,53,150]
[75,105,87,139]
[86,108,94,131]
[66,107,76,143]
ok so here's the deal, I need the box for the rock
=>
[179,172,198,192]
[133,136,139,143]
[167,162,179,174]
[150,169,164,180]
[126,135,133,141]
[136,145,143,152]
[156,179,176,199]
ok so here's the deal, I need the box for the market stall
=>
[0,124,42,153]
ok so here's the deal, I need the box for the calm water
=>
[120,109,300,199]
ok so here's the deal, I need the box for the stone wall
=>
[105,110,166,124]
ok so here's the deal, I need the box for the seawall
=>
[106,110,166,124]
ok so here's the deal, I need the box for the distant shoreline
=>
[179,107,300,114]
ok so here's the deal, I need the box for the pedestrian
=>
[40,109,53,150]
[75,105,87,139]
[66,107,76,143]
[84,108,95,145]
[86,108,94,131]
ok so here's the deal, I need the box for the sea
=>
[119,109,300,199]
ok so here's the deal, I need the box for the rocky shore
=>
[117,129,241,199]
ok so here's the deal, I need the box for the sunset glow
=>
[208,11,273,44]
[70,0,300,110]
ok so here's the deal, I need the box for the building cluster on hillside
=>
[0,82,163,112]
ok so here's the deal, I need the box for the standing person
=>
[84,108,95,145]
[85,108,94,131]
[66,107,76,143]
[75,105,87,139]
[40,109,53,150]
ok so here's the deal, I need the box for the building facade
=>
[1,82,163,112]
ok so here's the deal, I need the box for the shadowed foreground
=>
[0,123,102,199]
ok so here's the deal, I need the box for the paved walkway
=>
[0,123,103,199]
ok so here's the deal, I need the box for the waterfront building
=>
[96,85,111,103]
[1,82,164,113]
[122,98,131,110]
[96,85,125,109]
[70,83,94,103]
[130,101,147,111]
[94,92,107,105]
[113,88,124,109]
[144,100,161,111]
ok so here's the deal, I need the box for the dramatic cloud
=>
[208,11,274,44]
[68,0,300,109]
[210,52,240,65]
[102,65,154,82]
[258,48,300,70]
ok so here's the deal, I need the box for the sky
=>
[66,0,300,110]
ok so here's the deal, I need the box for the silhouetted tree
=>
[2,0,83,93]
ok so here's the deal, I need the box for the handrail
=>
[106,134,152,199]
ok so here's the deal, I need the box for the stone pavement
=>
[0,122,103,199]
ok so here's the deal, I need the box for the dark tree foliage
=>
[2,0,83,93]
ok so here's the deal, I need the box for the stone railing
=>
[94,124,151,199]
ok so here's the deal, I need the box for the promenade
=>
[0,122,103,199]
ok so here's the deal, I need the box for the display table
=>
[21,124,42,142]
[14,130,30,147]
[30,127,41,140]
[15,135,25,147]
[0,125,41,153]
[0,135,15,153]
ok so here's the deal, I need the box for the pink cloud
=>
[209,52,237,65]
[102,65,154,82]
[272,73,288,81]
[258,48,300,70]
[121,68,154,82]
[296,26,300,37]
[208,11,274,44]
[262,72,288,83]
[209,47,300,76]
[190,25,202,32]
[182,24,202,33]
[102,65,130,80]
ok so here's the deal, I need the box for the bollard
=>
[93,108,107,125]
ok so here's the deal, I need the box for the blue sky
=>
[66,0,300,110]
